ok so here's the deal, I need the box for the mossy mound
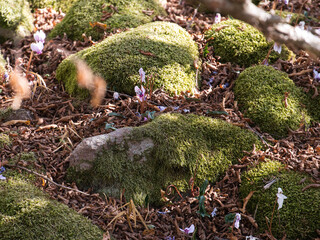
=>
[205,19,294,67]
[0,170,103,240]
[49,0,166,41]
[56,21,200,97]
[240,160,320,239]
[28,0,77,12]
[0,0,34,44]
[68,113,261,205]
[234,65,311,138]
[0,133,11,148]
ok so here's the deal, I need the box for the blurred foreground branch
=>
[192,0,320,58]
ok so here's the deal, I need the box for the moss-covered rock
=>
[240,160,320,239]
[68,113,261,205]
[0,133,11,148]
[0,170,103,240]
[0,0,34,44]
[28,0,77,13]
[205,19,294,67]
[234,65,311,138]
[49,0,166,41]
[56,21,200,97]
[274,10,319,25]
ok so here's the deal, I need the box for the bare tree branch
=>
[192,0,320,58]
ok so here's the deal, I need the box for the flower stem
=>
[26,51,34,73]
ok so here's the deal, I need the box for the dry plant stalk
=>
[9,68,31,110]
[74,59,106,107]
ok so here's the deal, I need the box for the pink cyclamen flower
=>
[214,13,221,24]
[276,187,287,210]
[113,92,119,100]
[33,30,46,43]
[31,42,44,54]
[134,85,146,102]
[139,68,145,83]
[284,0,289,4]
[273,43,282,54]
[179,224,195,234]
[313,69,320,81]
[234,213,241,229]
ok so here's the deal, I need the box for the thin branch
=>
[7,164,90,196]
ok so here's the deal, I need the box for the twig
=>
[245,123,271,147]
[186,3,201,30]
[7,164,90,196]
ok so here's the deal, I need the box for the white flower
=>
[31,42,44,54]
[180,224,195,234]
[211,207,217,218]
[273,43,282,54]
[214,13,221,24]
[276,187,287,210]
[139,68,145,83]
[158,106,167,112]
[33,30,46,43]
[234,213,241,229]
[246,236,259,240]
[113,92,119,100]
[313,69,320,81]
[284,0,289,4]
[0,175,6,180]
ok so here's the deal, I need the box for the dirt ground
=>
[0,0,320,239]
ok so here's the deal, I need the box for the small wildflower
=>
[113,92,119,100]
[284,0,289,4]
[246,236,259,240]
[313,69,320,81]
[234,213,241,229]
[214,13,221,24]
[183,109,190,113]
[298,21,305,30]
[173,106,180,110]
[0,167,6,181]
[33,30,46,43]
[262,58,269,66]
[273,43,282,54]
[31,42,44,54]
[158,106,167,112]
[219,83,229,89]
[165,237,175,240]
[134,85,146,102]
[276,187,287,210]
[180,224,195,234]
[211,207,218,218]
[286,14,292,22]
[3,72,9,82]
[139,68,145,83]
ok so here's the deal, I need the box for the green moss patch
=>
[234,65,311,138]
[205,19,294,67]
[56,21,200,97]
[240,160,320,239]
[0,133,11,148]
[0,170,103,240]
[274,10,319,25]
[68,113,261,205]
[49,0,166,41]
[28,0,77,12]
[0,0,33,43]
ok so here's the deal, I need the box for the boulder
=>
[56,21,200,97]
[67,113,261,205]
[49,0,167,41]
[240,160,320,239]
[234,65,312,138]
[205,19,294,67]
[0,171,103,240]
[0,0,34,44]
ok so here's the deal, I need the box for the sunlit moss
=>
[0,0,33,43]
[0,170,103,240]
[0,133,11,148]
[205,19,294,67]
[234,65,311,138]
[240,160,320,239]
[49,0,166,41]
[28,0,77,12]
[68,113,262,205]
[56,21,200,97]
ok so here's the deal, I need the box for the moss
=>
[68,113,262,205]
[56,21,200,97]
[0,53,6,79]
[0,108,13,121]
[0,170,103,240]
[49,0,166,41]
[274,10,319,25]
[240,160,320,239]
[234,65,311,138]
[0,133,11,148]
[28,0,77,12]
[0,0,34,43]
[205,19,294,67]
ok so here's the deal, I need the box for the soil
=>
[0,0,319,239]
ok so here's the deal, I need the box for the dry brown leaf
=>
[2,120,31,126]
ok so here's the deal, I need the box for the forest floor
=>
[0,0,320,239]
